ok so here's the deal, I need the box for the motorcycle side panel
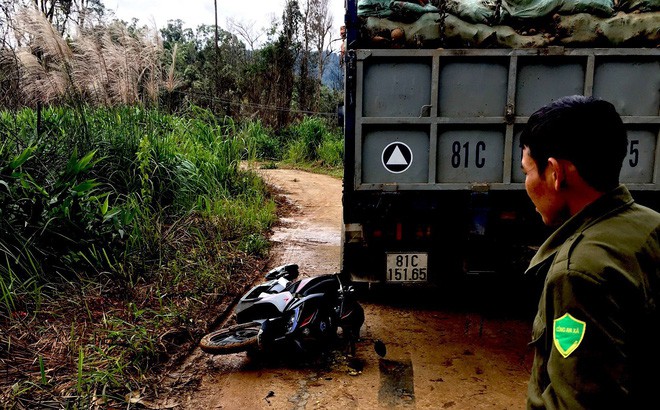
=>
[236,291,293,323]
[294,275,340,297]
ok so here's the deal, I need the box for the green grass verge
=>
[0,105,277,407]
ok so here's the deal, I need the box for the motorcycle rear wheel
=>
[199,322,261,354]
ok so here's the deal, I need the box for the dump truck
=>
[340,0,660,285]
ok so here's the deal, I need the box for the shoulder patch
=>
[553,313,586,358]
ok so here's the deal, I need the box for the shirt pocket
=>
[529,313,546,347]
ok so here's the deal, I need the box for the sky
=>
[109,0,346,41]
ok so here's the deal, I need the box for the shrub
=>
[240,120,281,161]
[317,135,344,167]
[0,105,279,407]
[283,116,342,165]
[0,105,276,311]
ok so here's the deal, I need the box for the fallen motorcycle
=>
[199,264,365,356]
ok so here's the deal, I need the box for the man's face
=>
[521,147,565,227]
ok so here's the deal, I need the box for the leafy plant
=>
[279,116,344,168]
[0,105,279,406]
[240,120,281,161]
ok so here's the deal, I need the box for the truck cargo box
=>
[341,0,659,285]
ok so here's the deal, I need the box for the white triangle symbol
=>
[387,146,408,166]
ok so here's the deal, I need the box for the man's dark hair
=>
[520,95,627,192]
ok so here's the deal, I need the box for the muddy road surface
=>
[162,168,535,409]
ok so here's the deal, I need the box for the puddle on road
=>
[271,224,340,246]
[269,220,341,275]
[379,355,416,407]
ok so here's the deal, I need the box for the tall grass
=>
[9,7,163,107]
[239,120,282,161]
[0,105,277,406]
[283,116,344,168]
[0,106,341,406]
[237,116,344,170]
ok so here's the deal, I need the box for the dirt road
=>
[162,168,534,409]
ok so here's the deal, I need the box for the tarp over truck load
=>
[356,0,660,47]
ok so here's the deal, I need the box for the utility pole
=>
[214,0,219,113]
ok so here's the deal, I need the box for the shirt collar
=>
[525,185,634,276]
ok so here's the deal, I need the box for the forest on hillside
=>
[0,0,344,130]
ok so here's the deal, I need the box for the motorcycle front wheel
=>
[199,322,261,354]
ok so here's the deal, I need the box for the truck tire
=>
[199,322,261,354]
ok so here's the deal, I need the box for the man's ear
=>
[547,157,565,191]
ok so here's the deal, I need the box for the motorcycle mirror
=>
[265,264,299,280]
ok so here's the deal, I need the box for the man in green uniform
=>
[520,95,660,409]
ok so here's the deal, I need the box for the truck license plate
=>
[386,253,428,282]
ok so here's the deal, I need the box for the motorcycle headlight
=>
[285,307,300,334]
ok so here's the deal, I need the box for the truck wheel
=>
[199,322,261,354]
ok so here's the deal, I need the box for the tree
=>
[3,0,105,35]
[161,19,194,47]
[1,0,344,121]
[72,0,106,29]
[272,0,301,129]
[309,0,334,103]
[226,17,263,53]
[214,0,218,111]
[298,0,334,113]
[160,19,249,115]
[297,0,314,113]
[160,19,196,93]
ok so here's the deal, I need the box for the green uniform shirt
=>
[526,185,660,409]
